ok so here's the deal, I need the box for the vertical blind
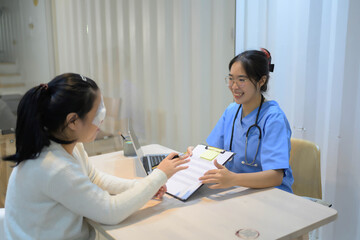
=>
[52,0,235,151]
[235,0,360,239]
[0,4,18,63]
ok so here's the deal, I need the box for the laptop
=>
[128,121,235,202]
[128,121,168,176]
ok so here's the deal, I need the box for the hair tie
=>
[269,64,274,72]
[260,48,270,59]
[260,48,275,72]
[39,83,48,91]
[80,74,87,81]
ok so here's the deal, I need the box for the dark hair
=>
[3,73,99,165]
[228,48,274,92]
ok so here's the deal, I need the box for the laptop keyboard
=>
[151,155,166,167]
[143,154,167,173]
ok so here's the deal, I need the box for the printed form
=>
[166,144,234,201]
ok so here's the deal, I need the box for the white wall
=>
[18,0,54,89]
[0,0,53,95]
[236,0,360,239]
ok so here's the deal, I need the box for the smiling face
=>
[228,61,262,106]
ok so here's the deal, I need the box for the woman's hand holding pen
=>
[157,152,190,179]
[199,159,236,189]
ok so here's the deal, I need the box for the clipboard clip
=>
[205,145,225,154]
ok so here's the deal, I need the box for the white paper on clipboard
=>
[166,144,235,201]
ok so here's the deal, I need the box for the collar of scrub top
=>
[92,95,106,127]
[229,94,264,167]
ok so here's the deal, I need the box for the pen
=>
[118,132,126,140]
[206,146,225,154]
[171,153,185,159]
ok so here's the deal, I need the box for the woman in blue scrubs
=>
[198,48,293,193]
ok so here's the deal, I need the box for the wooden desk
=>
[89,144,337,240]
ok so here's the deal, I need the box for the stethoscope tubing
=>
[229,95,264,166]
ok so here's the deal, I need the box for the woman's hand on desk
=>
[199,159,236,189]
[157,152,190,179]
[153,185,167,200]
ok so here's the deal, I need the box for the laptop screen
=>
[128,120,144,159]
[128,120,149,177]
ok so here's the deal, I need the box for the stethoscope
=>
[229,95,264,167]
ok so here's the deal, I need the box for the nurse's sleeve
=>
[261,113,291,171]
[206,110,226,149]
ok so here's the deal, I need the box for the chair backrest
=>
[289,138,322,199]
[0,208,5,239]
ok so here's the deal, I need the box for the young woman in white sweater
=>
[3,73,189,240]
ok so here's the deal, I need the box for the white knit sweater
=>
[4,141,167,240]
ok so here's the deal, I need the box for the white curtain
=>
[236,0,360,239]
[51,0,235,151]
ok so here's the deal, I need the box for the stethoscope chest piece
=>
[241,161,258,167]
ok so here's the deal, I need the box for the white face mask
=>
[92,95,106,127]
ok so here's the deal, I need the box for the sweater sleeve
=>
[88,166,138,194]
[46,165,167,225]
[76,143,138,194]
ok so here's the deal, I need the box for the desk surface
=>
[89,144,337,240]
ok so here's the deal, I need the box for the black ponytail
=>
[3,73,99,165]
[9,85,51,162]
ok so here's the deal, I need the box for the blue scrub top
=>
[207,100,294,193]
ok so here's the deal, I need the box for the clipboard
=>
[200,146,226,160]
[165,144,235,201]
